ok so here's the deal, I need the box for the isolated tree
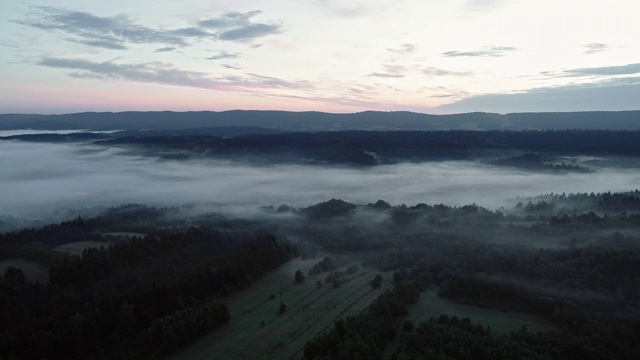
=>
[278,303,287,314]
[295,268,305,283]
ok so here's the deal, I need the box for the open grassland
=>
[409,289,556,334]
[170,257,394,360]
[0,258,48,283]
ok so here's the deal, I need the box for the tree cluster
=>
[490,153,593,173]
[394,313,640,360]
[0,217,295,359]
[303,281,422,360]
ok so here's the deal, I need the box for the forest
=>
[1,190,639,359]
[0,205,296,359]
[6,128,640,166]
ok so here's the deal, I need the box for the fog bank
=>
[0,129,118,137]
[1,140,639,225]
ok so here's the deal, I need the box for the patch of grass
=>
[408,289,556,334]
[170,258,394,360]
[53,240,109,255]
[104,232,146,238]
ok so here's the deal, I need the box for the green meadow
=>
[171,257,395,360]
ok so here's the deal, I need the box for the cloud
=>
[18,7,282,49]
[197,10,261,29]
[244,73,309,89]
[219,23,281,41]
[367,63,470,80]
[431,94,457,98]
[334,7,368,18]
[266,87,435,113]
[366,73,403,78]
[563,63,640,77]
[69,39,128,50]
[428,87,471,101]
[198,11,281,42]
[40,57,213,88]
[207,51,241,60]
[155,47,176,53]
[39,57,310,92]
[387,43,416,55]
[222,64,241,70]
[18,7,197,49]
[442,45,517,57]
[171,27,211,37]
[423,67,473,77]
[584,42,610,54]
[367,64,406,78]
[435,77,640,113]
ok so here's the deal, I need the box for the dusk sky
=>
[2,0,639,114]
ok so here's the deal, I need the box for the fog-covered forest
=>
[1,111,640,359]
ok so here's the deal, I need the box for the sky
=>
[1,0,639,114]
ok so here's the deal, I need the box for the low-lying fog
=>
[0,129,118,136]
[2,140,640,228]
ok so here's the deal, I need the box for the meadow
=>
[171,258,395,360]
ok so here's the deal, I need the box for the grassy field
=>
[53,240,110,255]
[104,232,146,238]
[170,257,395,360]
[0,258,48,283]
[408,289,556,334]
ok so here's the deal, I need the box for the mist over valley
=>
[2,136,640,229]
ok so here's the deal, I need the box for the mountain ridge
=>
[1,110,639,131]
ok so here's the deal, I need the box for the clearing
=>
[170,257,394,360]
[53,240,110,255]
[408,289,556,334]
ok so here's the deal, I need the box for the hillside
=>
[1,110,640,132]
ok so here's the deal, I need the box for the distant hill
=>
[508,111,640,130]
[114,126,289,138]
[1,110,639,132]
[94,130,640,166]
